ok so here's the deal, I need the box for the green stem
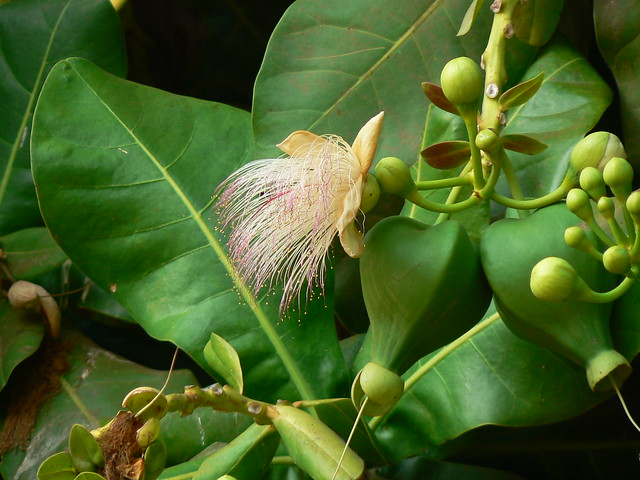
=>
[415,175,473,190]
[580,275,637,303]
[368,312,502,431]
[491,176,574,210]
[462,111,485,189]
[499,150,525,202]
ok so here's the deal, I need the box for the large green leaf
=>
[0,299,45,391]
[31,58,347,403]
[373,303,640,462]
[0,227,67,281]
[594,0,640,167]
[500,37,611,201]
[252,0,535,162]
[0,0,126,235]
[0,331,221,480]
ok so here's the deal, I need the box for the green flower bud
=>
[359,362,404,407]
[566,188,593,222]
[440,57,484,107]
[475,128,499,152]
[603,156,634,198]
[596,196,615,220]
[374,157,418,198]
[564,226,587,249]
[603,245,631,275]
[360,172,380,213]
[530,257,579,302]
[569,132,625,173]
[626,191,640,217]
[579,167,606,200]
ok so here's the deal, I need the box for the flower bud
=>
[569,132,625,173]
[603,245,631,275]
[374,157,418,198]
[440,57,484,107]
[530,257,579,302]
[475,128,499,152]
[566,188,593,222]
[360,172,380,213]
[596,196,615,220]
[359,362,404,407]
[579,167,606,200]
[626,191,640,218]
[603,156,634,196]
[564,226,587,249]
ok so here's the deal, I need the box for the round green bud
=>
[374,157,418,198]
[564,226,587,249]
[569,132,626,173]
[626,191,640,217]
[597,196,615,219]
[530,257,579,302]
[440,57,484,107]
[475,128,499,152]
[579,167,606,200]
[603,245,631,275]
[359,362,404,407]
[360,172,380,213]
[566,188,593,221]
[603,156,634,191]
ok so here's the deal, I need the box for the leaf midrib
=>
[0,0,73,207]
[66,60,316,402]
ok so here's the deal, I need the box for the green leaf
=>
[252,0,533,163]
[68,424,104,472]
[594,0,640,167]
[421,140,470,170]
[36,452,77,480]
[31,58,347,403]
[0,299,45,390]
[204,332,244,393]
[500,37,611,200]
[0,0,126,235]
[498,72,544,110]
[193,424,279,480]
[457,0,486,36]
[513,0,564,46]
[372,301,640,462]
[501,134,547,155]
[0,330,216,480]
[73,473,105,480]
[0,228,68,281]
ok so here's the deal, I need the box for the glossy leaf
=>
[498,72,544,110]
[0,330,220,480]
[204,333,244,393]
[68,424,104,472]
[500,38,611,201]
[421,140,470,170]
[513,0,564,46]
[31,58,347,403]
[501,134,547,155]
[594,0,640,167]
[421,82,459,116]
[0,0,126,234]
[0,228,67,281]
[253,0,534,163]
[0,299,45,390]
[143,440,167,480]
[457,0,486,36]
[36,452,77,480]
[373,301,640,462]
[193,424,279,480]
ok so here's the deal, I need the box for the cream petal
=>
[277,130,323,156]
[339,221,364,258]
[351,111,384,175]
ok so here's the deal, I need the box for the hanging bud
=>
[374,157,418,198]
[579,167,606,201]
[569,132,625,173]
[360,173,380,213]
[603,246,631,275]
[7,280,61,338]
[351,362,404,416]
[530,257,581,302]
[440,57,484,111]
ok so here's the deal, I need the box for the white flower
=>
[215,112,384,313]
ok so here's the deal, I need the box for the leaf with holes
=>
[31,58,347,404]
[0,0,125,235]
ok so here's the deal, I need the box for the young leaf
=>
[421,82,460,116]
[513,0,564,46]
[421,140,470,169]
[501,134,547,155]
[498,72,544,110]
[204,333,244,393]
[0,0,126,235]
[457,0,486,36]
